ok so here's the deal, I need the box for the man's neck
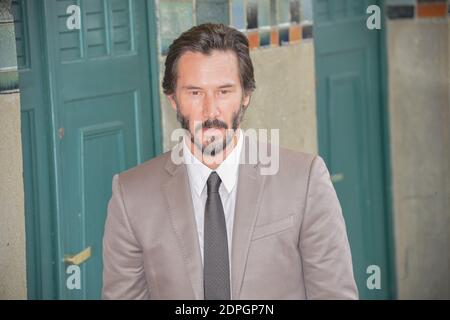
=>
[187,129,240,170]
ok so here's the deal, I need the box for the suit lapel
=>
[231,137,267,300]
[162,145,204,300]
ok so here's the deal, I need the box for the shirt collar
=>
[182,129,243,196]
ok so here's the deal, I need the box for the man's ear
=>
[167,94,177,111]
[243,93,252,109]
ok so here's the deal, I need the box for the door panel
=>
[46,0,156,299]
[14,0,59,299]
[17,0,160,299]
[314,0,393,299]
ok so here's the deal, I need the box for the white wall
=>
[387,19,450,299]
[0,0,27,299]
[0,93,27,299]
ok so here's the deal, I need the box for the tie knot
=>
[207,172,222,194]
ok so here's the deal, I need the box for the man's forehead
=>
[178,49,237,62]
[176,50,240,87]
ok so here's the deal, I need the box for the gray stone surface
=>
[388,19,450,299]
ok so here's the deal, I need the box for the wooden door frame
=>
[21,0,162,299]
[312,0,397,299]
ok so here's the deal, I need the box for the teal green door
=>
[313,0,394,299]
[14,0,58,299]
[17,0,161,299]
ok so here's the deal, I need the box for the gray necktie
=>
[203,171,231,300]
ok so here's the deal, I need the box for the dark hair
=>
[162,23,256,96]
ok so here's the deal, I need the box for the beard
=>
[176,101,247,157]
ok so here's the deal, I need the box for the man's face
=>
[167,50,251,156]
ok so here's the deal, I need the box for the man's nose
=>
[203,93,220,119]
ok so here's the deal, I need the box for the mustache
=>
[195,119,228,134]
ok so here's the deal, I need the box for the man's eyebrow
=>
[181,83,237,90]
[181,85,203,90]
[218,83,236,89]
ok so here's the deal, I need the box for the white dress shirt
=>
[182,129,243,266]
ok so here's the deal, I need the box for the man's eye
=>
[190,91,200,96]
[220,90,230,95]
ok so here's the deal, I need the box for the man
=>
[102,23,358,300]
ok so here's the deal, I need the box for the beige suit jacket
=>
[102,136,358,299]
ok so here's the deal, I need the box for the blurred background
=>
[0,0,449,299]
